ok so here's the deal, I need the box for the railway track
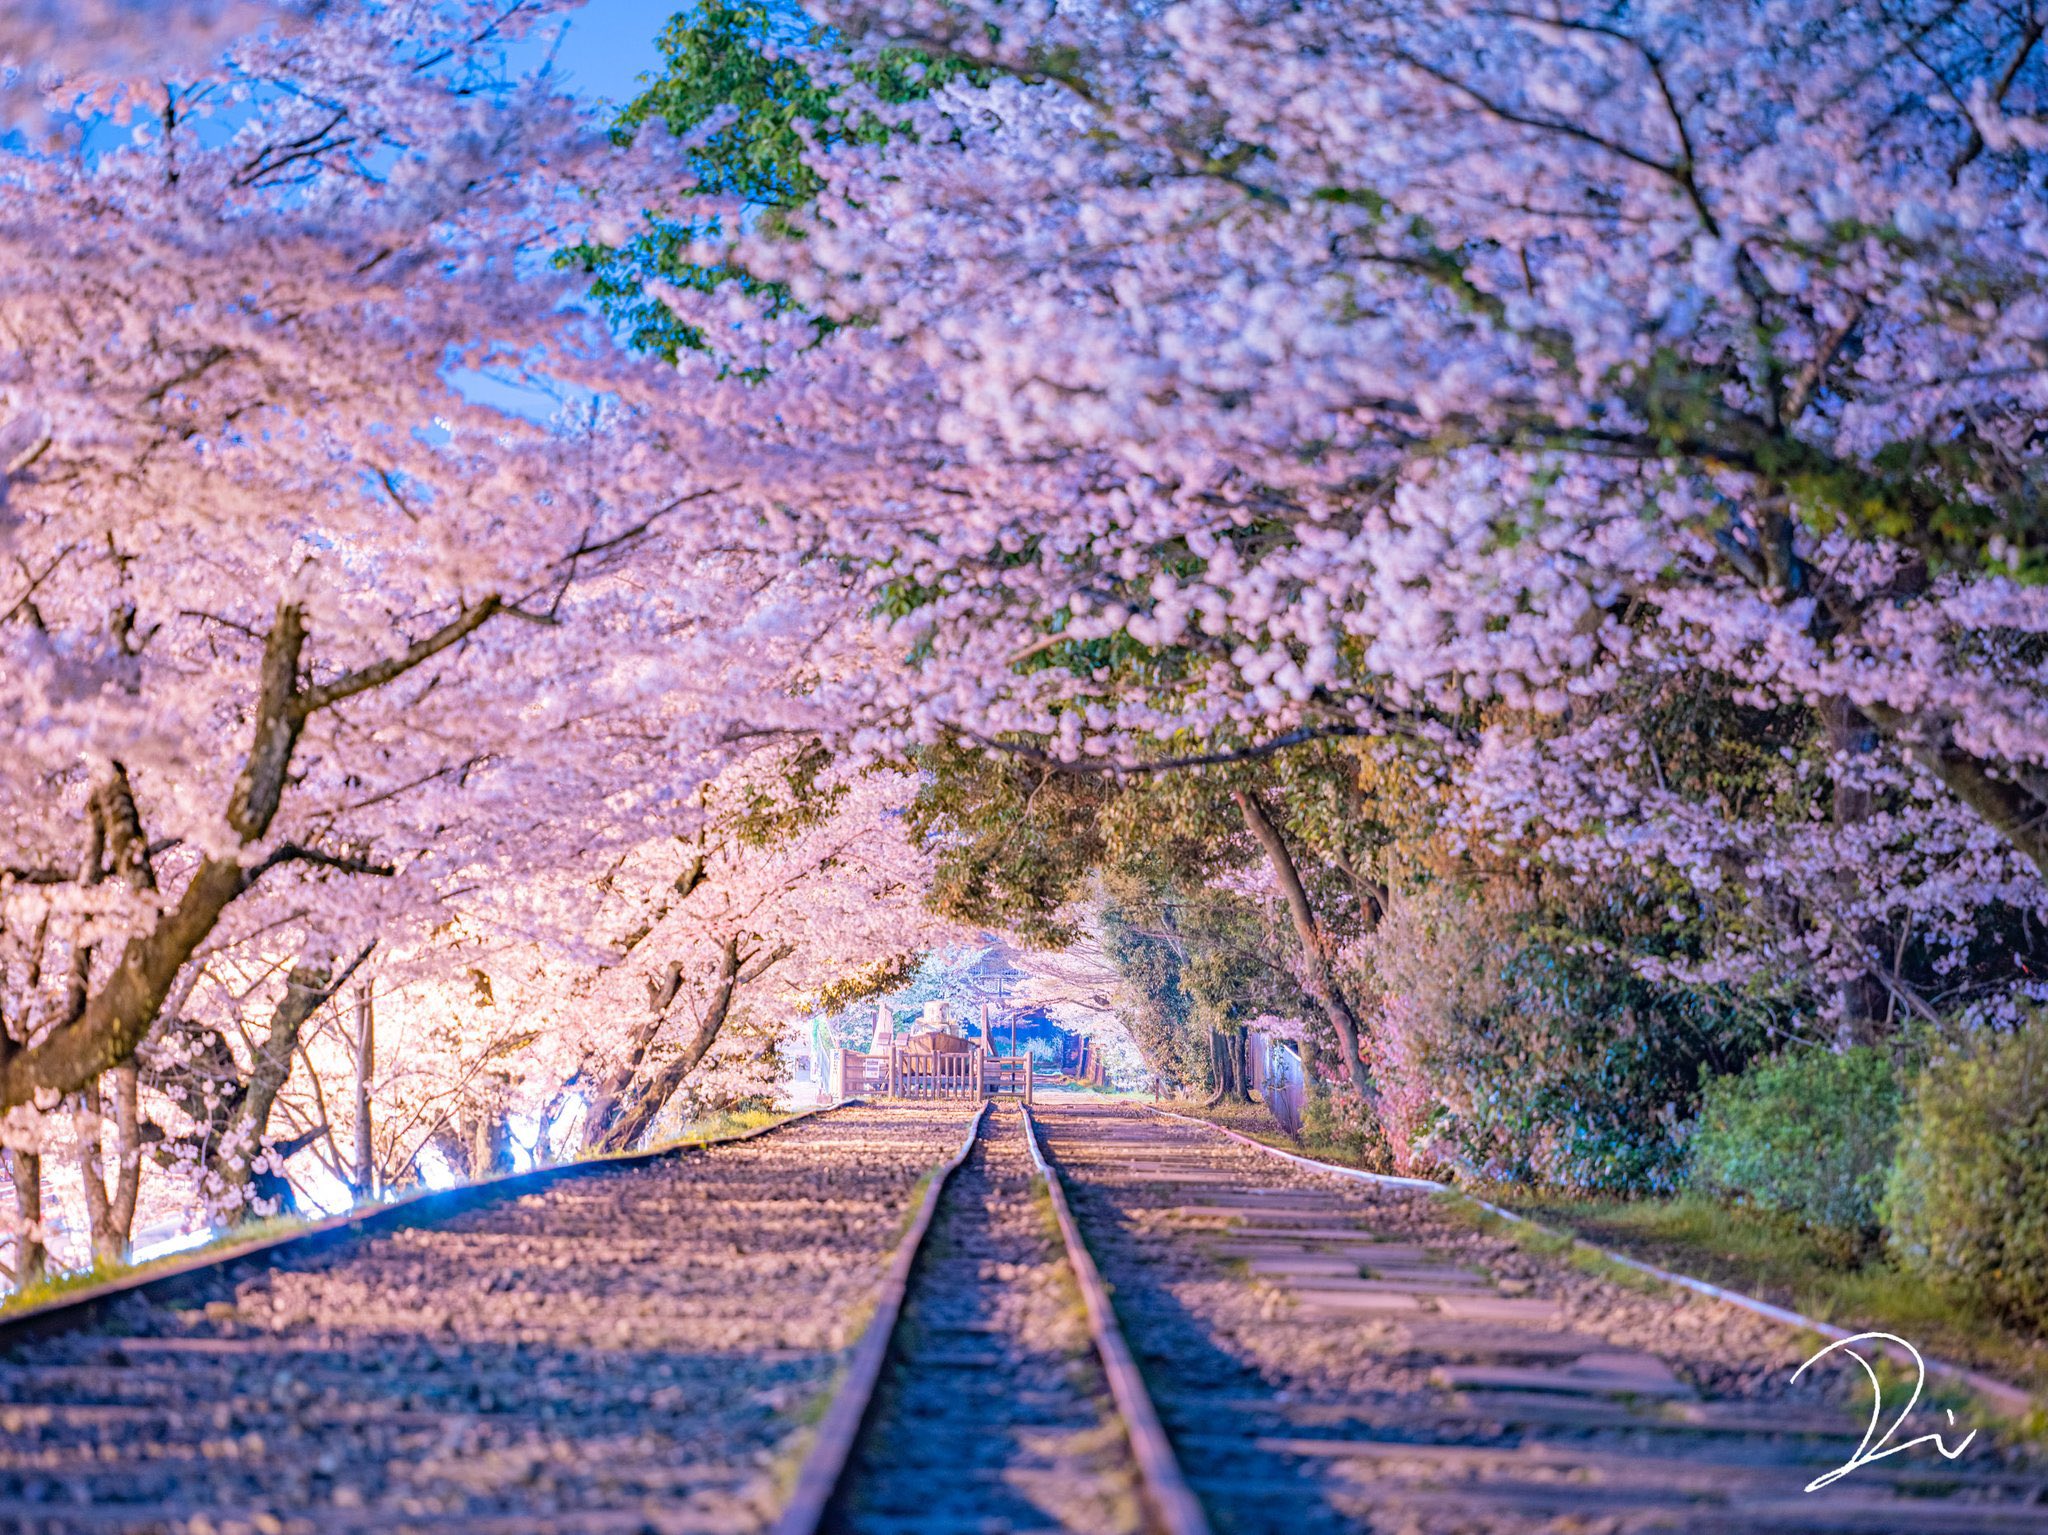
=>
[0,1102,978,1535]
[15,1093,2024,1535]
[775,1099,1202,1535]
[1029,1102,2048,1535]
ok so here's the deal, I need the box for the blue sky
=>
[515,0,686,107]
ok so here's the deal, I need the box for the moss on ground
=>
[1491,1188,2048,1399]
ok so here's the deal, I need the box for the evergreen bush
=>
[1689,1047,1901,1237]
[1885,1015,2048,1332]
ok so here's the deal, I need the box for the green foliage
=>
[1367,886,1769,1194]
[907,742,1114,945]
[1689,1047,1902,1238]
[1095,897,1209,1092]
[726,737,844,847]
[1485,944,1756,1192]
[563,0,983,362]
[1489,1186,2048,1401]
[1886,1014,2048,1332]
[811,950,922,1014]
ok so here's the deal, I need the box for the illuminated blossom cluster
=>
[7,0,2048,1271]
[0,1,896,1268]
[635,0,2048,1017]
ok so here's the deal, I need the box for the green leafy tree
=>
[564,0,980,361]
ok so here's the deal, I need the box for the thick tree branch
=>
[597,934,755,1153]
[252,844,398,881]
[293,596,502,716]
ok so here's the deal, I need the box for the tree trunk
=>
[533,1064,585,1167]
[0,611,307,1112]
[1203,1028,1251,1104]
[1233,789,1382,1115]
[8,1149,45,1288]
[593,936,796,1154]
[580,963,684,1150]
[1822,698,1891,1041]
[216,946,370,1206]
[351,982,375,1199]
[76,1064,142,1266]
[1201,1032,1222,1105]
[468,1092,515,1179]
[0,598,501,1114]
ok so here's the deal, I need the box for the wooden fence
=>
[830,1045,1033,1104]
[893,1049,981,1099]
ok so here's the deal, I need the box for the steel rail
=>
[0,1099,859,1350]
[1023,1103,1215,1535]
[1146,1104,2037,1420]
[771,1100,991,1535]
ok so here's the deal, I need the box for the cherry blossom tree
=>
[0,1,326,126]
[0,0,849,1269]
[605,0,2048,1037]
[566,751,942,1153]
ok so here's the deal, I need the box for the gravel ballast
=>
[0,1104,977,1535]
[1035,1102,2048,1534]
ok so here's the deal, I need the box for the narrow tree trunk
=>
[1820,698,1891,1041]
[1203,1028,1238,1106]
[468,1094,514,1178]
[218,962,324,1200]
[351,983,375,1199]
[532,1065,584,1167]
[217,946,370,1205]
[75,1064,142,1266]
[1233,789,1382,1115]
[8,1149,45,1288]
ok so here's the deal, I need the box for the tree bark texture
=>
[8,1149,45,1287]
[76,1064,142,1265]
[351,983,376,1199]
[0,599,499,1112]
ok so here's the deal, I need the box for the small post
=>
[351,982,376,1199]
[888,1045,900,1098]
[973,1051,985,1097]
[1023,1053,1034,1107]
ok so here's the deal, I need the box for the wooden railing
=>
[984,1054,1034,1105]
[835,1049,892,1099]
[893,1049,981,1099]
[829,1046,1034,1103]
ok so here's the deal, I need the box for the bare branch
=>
[251,844,398,881]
